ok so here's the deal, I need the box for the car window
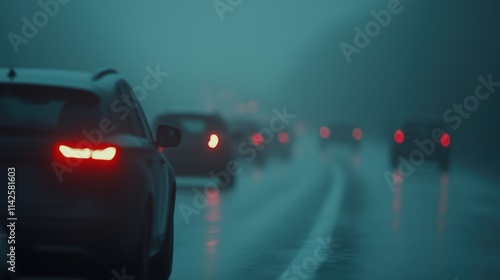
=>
[116,82,147,138]
[124,83,154,141]
[180,118,207,134]
[0,84,101,132]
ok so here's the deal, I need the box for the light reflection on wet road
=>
[172,135,500,280]
[14,136,500,280]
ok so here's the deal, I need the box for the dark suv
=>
[0,68,180,279]
[390,115,451,171]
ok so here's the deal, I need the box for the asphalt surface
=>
[171,135,500,280]
[11,135,500,279]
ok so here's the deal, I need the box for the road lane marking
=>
[278,163,347,280]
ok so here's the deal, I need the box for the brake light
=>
[208,133,219,149]
[278,132,289,143]
[251,133,264,146]
[320,126,330,139]
[394,130,404,144]
[352,128,362,140]
[59,145,117,161]
[440,133,450,147]
[91,147,118,160]
[59,145,91,159]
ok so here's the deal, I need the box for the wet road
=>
[171,135,500,280]
[13,135,500,280]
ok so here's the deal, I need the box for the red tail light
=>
[352,128,362,140]
[278,132,289,144]
[59,145,117,161]
[251,133,264,146]
[91,147,117,160]
[320,126,330,139]
[208,133,219,149]
[440,133,450,147]
[394,130,404,144]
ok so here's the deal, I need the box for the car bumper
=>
[14,217,139,261]
[0,162,149,271]
[391,144,450,162]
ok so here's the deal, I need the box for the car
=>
[248,113,295,161]
[390,114,451,171]
[319,123,363,149]
[0,68,181,279]
[228,118,267,166]
[265,126,294,161]
[154,112,236,187]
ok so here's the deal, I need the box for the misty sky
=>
[1,0,499,169]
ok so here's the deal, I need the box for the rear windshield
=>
[179,118,207,134]
[403,122,443,136]
[0,84,101,132]
[164,115,226,134]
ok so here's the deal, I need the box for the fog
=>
[1,0,499,174]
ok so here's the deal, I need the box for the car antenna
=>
[8,67,16,79]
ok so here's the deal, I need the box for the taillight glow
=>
[59,145,91,159]
[91,147,117,160]
[59,145,116,160]
[320,126,330,139]
[208,134,219,149]
[440,133,450,147]
[251,133,264,146]
[394,130,404,144]
[352,128,362,140]
[278,132,289,143]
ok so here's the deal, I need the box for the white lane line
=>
[215,160,326,256]
[277,163,347,280]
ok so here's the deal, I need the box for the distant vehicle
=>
[0,68,181,279]
[319,123,363,149]
[248,113,294,161]
[390,115,451,171]
[154,112,236,187]
[228,118,267,166]
[266,127,294,161]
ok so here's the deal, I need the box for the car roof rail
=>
[92,68,118,81]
